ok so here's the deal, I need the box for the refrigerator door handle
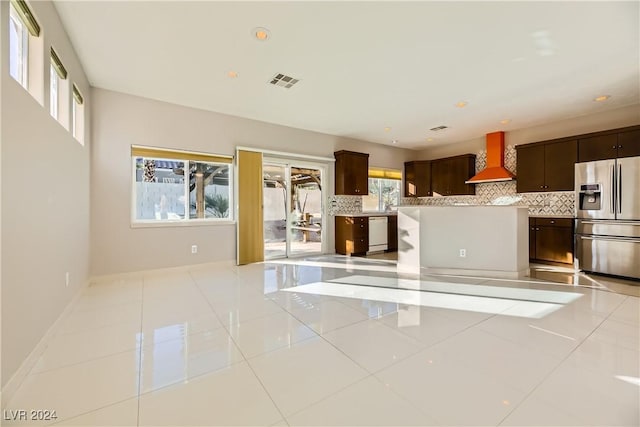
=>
[579,220,640,226]
[610,164,616,214]
[580,235,639,243]
[618,163,622,214]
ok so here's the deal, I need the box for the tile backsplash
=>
[331,144,575,217]
[329,195,362,216]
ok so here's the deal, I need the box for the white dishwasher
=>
[368,216,388,253]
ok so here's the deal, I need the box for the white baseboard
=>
[89,259,237,284]
[1,279,89,408]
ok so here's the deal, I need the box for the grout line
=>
[136,276,145,427]
[188,269,289,424]
[47,396,138,426]
[495,296,628,426]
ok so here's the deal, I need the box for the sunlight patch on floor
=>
[283,282,568,319]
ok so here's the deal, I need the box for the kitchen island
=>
[397,205,529,278]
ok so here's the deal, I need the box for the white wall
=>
[418,104,640,160]
[1,0,91,388]
[90,88,414,276]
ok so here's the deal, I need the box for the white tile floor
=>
[3,256,639,426]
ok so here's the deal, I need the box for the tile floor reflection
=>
[3,256,638,426]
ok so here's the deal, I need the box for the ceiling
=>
[53,1,639,150]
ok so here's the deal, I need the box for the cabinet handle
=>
[550,220,555,224]
[612,145,617,149]
[618,145,623,149]
[536,228,540,231]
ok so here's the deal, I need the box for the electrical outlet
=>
[65,272,70,287]
[191,245,198,254]
[459,249,466,258]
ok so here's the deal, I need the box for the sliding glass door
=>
[263,163,288,259]
[263,159,325,259]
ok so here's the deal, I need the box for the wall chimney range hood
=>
[465,131,516,184]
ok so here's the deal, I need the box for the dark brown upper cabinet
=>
[516,139,577,193]
[431,154,476,196]
[404,160,431,197]
[577,126,640,162]
[577,134,618,162]
[334,150,369,195]
[617,129,640,159]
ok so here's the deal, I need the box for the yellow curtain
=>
[368,167,402,180]
[131,145,233,164]
[237,150,264,265]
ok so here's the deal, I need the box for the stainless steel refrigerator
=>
[575,156,640,280]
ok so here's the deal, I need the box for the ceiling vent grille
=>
[269,73,300,89]
[430,125,449,132]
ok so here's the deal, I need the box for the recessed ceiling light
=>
[392,140,398,144]
[594,95,611,102]
[426,138,433,142]
[227,71,238,78]
[500,119,511,124]
[253,27,270,41]
[384,127,391,132]
[455,101,468,108]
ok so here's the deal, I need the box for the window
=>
[49,63,58,118]
[50,48,69,127]
[132,146,234,224]
[362,168,402,212]
[9,2,29,87]
[72,84,85,144]
[8,0,42,100]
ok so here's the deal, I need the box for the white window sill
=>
[131,219,236,229]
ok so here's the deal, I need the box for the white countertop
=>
[397,205,529,209]
[333,212,398,217]
[530,214,575,218]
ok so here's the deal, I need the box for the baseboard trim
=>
[89,259,237,284]
[1,279,89,408]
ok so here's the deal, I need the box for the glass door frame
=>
[263,156,328,259]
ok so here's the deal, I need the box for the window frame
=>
[9,2,29,88]
[72,84,85,144]
[130,147,235,227]
[49,62,58,119]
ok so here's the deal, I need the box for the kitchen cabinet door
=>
[529,217,574,264]
[387,215,398,251]
[449,155,476,195]
[335,151,369,195]
[431,155,475,196]
[404,161,431,197]
[617,129,640,159]
[516,144,545,193]
[431,159,451,196]
[536,225,573,264]
[529,218,537,260]
[544,139,577,191]
[578,134,618,162]
[335,216,368,255]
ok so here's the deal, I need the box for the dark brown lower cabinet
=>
[335,216,368,255]
[529,217,574,264]
[387,215,398,251]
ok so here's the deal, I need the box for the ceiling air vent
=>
[269,73,300,89]
[430,125,449,132]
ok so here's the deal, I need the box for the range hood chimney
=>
[465,131,515,184]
